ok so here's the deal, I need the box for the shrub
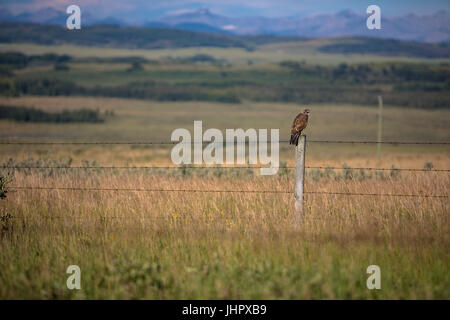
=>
[0,105,104,123]
[53,63,70,71]
[0,175,9,199]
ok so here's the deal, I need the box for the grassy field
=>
[0,96,449,167]
[0,37,449,299]
[0,165,448,299]
[3,42,449,66]
[0,96,449,299]
[4,48,449,109]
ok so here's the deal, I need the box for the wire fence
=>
[1,165,449,172]
[2,139,448,199]
[8,186,448,198]
[1,140,450,145]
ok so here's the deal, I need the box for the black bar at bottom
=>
[0,300,444,318]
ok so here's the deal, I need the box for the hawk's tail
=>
[290,133,300,146]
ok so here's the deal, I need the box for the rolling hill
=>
[1,7,449,42]
[0,22,449,58]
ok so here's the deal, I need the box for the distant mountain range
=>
[1,7,449,43]
[0,7,123,27]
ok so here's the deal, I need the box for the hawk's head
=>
[303,108,310,115]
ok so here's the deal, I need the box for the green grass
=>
[0,42,448,300]
[1,169,448,299]
[1,231,447,299]
[0,96,449,171]
[1,97,449,142]
[3,42,449,66]
[5,49,449,108]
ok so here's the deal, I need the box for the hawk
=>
[290,108,310,146]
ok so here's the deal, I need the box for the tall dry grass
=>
[0,169,448,299]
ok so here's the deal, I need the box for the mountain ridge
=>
[0,7,448,43]
[0,22,449,59]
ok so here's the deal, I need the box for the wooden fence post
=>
[294,135,306,226]
[377,95,383,160]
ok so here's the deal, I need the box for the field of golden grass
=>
[0,97,448,299]
[0,168,448,299]
[1,96,449,167]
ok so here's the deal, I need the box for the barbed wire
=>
[4,215,167,220]
[1,140,449,145]
[308,140,450,145]
[10,186,289,194]
[8,186,448,198]
[307,166,448,172]
[1,165,448,172]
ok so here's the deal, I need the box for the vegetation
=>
[0,100,448,300]
[0,51,71,69]
[1,96,449,141]
[318,37,450,58]
[0,51,449,108]
[0,22,253,50]
[1,23,449,59]
[54,63,70,71]
[0,35,448,299]
[126,62,143,72]
[0,175,9,199]
[0,157,416,181]
[0,105,104,123]
[0,162,448,299]
[176,54,228,65]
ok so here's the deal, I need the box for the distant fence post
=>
[377,95,383,160]
[294,135,306,226]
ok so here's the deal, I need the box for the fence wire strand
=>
[1,165,449,172]
[8,186,448,198]
[2,139,448,200]
[1,140,449,145]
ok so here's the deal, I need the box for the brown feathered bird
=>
[290,108,310,146]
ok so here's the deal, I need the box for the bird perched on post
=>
[290,108,310,146]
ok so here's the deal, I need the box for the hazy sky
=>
[1,0,449,21]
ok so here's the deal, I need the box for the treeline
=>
[280,60,450,84]
[0,52,448,108]
[318,37,450,59]
[0,51,71,69]
[77,56,157,64]
[242,83,449,109]
[0,52,227,69]
[0,105,104,123]
[1,76,447,108]
[0,78,241,103]
[169,54,228,65]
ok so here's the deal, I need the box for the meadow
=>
[0,96,449,166]
[3,39,449,66]
[2,50,448,110]
[0,38,449,299]
[0,96,449,299]
[0,169,448,299]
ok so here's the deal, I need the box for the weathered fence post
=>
[294,135,306,226]
[377,95,383,160]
